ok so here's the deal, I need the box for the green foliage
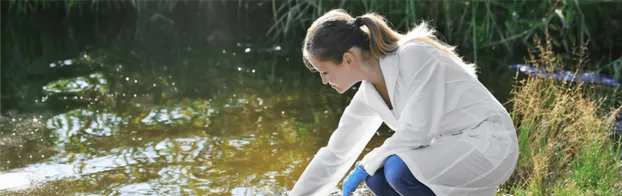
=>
[269,0,622,81]
[7,0,180,15]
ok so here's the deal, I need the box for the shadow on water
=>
[0,1,547,195]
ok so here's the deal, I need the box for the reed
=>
[7,0,182,15]
[501,32,622,195]
[268,0,622,82]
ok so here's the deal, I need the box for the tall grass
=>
[268,0,622,82]
[8,0,242,17]
[500,33,622,195]
[7,0,180,15]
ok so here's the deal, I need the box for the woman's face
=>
[308,51,363,94]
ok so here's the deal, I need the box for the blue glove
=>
[342,161,369,196]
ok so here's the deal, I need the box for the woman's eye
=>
[322,72,328,75]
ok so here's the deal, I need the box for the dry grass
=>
[499,33,622,195]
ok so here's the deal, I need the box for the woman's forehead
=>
[311,59,335,72]
[305,54,325,71]
[303,51,339,72]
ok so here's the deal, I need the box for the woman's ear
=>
[343,51,356,67]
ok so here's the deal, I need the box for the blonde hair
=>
[303,9,477,78]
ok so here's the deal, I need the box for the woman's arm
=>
[290,89,384,196]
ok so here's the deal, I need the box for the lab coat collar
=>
[362,52,399,124]
[382,51,399,109]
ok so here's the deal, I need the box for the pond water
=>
[0,3,520,196]
[0,59,384,195]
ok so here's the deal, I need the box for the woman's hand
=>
[342,161,369,195]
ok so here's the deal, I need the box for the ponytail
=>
[358,13,477,77]
[357,13,403,61]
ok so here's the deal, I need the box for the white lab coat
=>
[290,39,519,196]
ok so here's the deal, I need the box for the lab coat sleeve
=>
[360,43,447,176]
[289,90,384,196]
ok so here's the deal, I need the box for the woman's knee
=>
[383,155,436,195]
[383,155,407,186]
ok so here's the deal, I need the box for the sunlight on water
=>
[0,10,390,195]
[0,55,379,195]
[0,173,31,190]
[42,73,107,94]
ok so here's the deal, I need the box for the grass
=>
[499,33,622,195]
[7,0,179,15]
[268,0,622,83]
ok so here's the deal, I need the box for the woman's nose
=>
[320,75,328,85]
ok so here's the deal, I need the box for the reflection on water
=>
[0,39,388,195]
[43,72,107,94]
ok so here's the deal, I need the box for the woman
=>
[290,9,519,196]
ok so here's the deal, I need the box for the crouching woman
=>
[290,9,519,196]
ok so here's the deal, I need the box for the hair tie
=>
[354,16,364,27]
